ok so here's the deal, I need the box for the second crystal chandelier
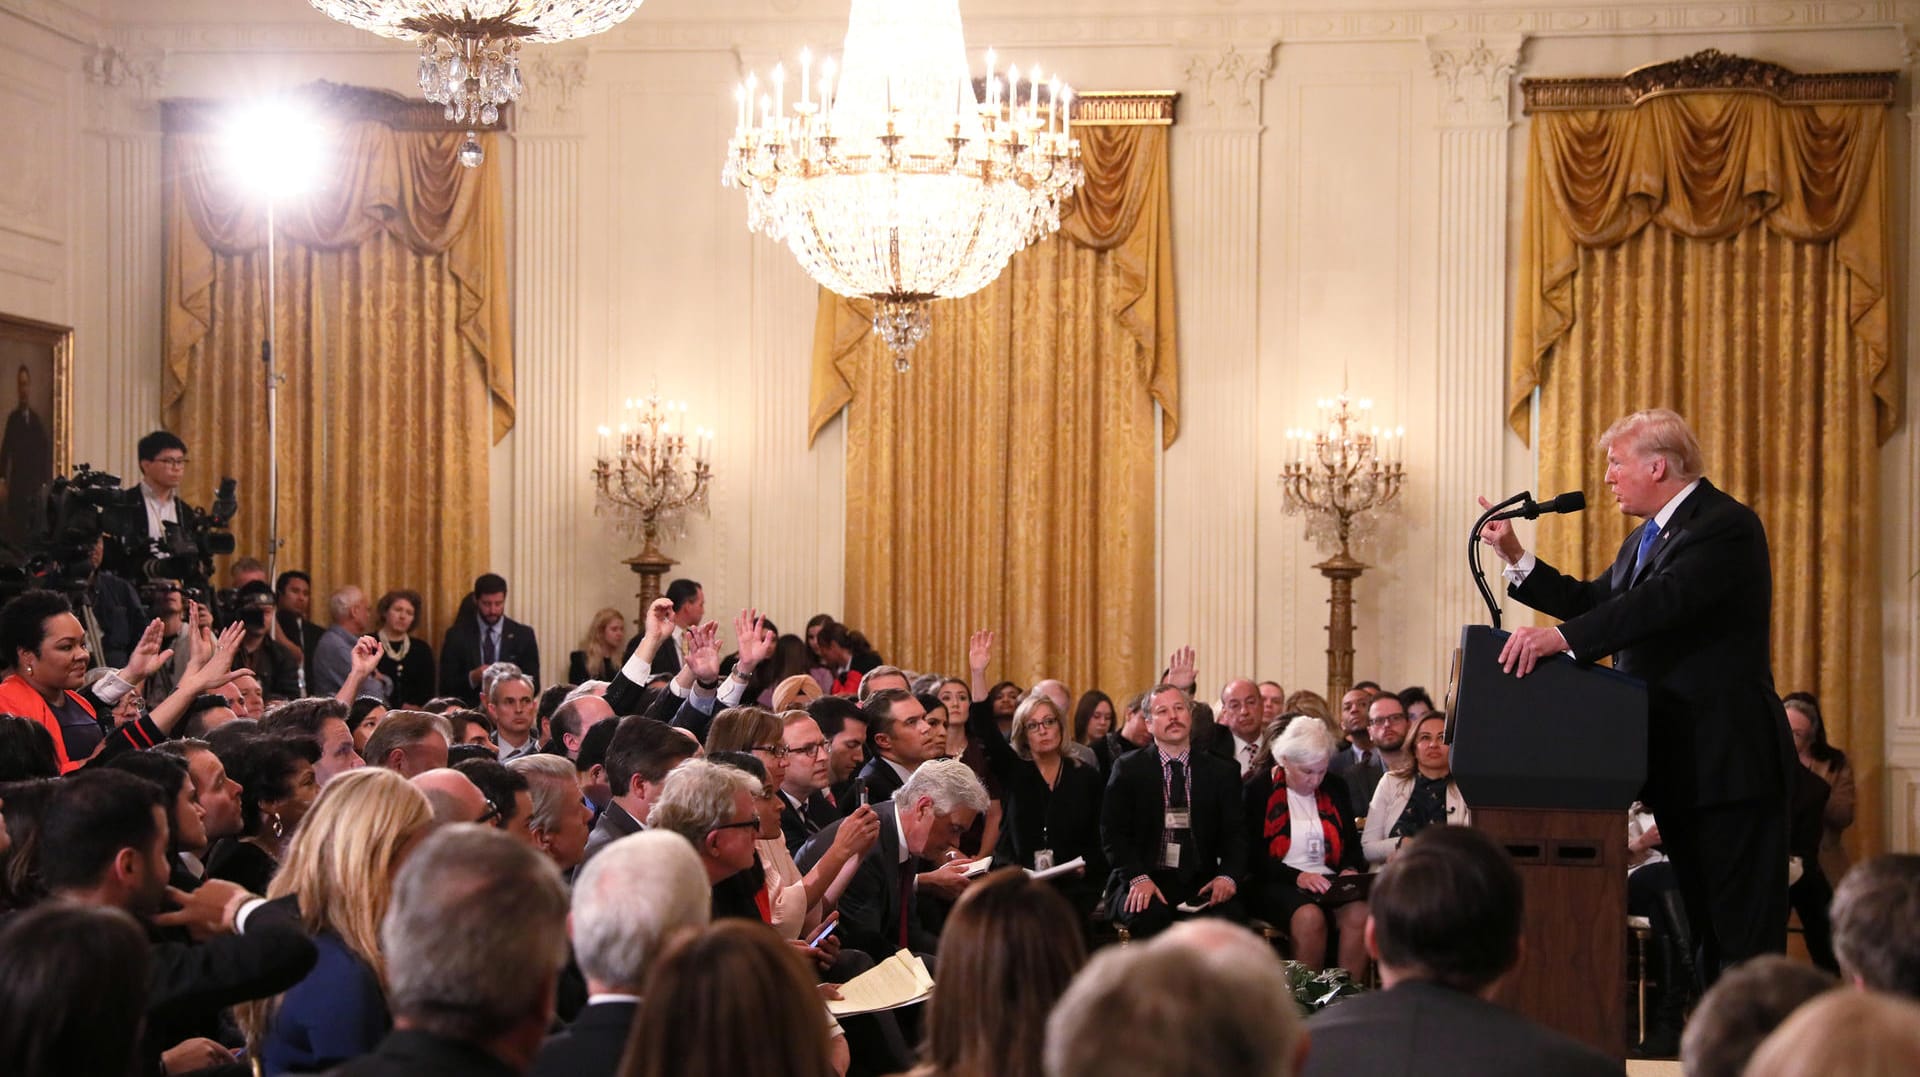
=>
[723,0,1084,369]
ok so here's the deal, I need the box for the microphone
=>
[1491,490,1586,521]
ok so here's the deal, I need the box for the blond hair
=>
[578,607,626,668]
[1743,989,1920,1077]
[1599,408,1704,482]
[245,768,434,1051]
[1011,693,1066,760]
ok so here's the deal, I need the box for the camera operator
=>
[78,532,146,667]
[130,431,190,542]
[231,580,300,699]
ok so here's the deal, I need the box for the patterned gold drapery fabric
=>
[162,123,510,646]
[1514,93,1894,857]
[810,123,1177,698]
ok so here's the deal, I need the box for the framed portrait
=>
[0,313,72,551]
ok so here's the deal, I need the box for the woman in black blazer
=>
[965,634,1106,924]
[372,590,435,707]
[567,607,626,684]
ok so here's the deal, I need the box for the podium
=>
[1446,625,1647,1058]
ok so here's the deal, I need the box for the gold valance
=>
[1512,59,1896,443]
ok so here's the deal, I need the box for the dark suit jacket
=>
[968,701,1107,878]
[1302,980,1623,1077]
[649,635,681,679]
[145,898,319,1058]
[326,1029,521,1077]
[438,614,541,703]
[779,789,837,853]
[1509,479,1793,810]
[531,999,637,1077]
[796,799,935,957]
[851,756,907,806]
[581,802,643,867]
[1327,745,1385,818]
[1100,741,1246,894]
[568,650,619,685]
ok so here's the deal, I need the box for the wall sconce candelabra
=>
[1280,393,1407,704]
[591,394,713,615]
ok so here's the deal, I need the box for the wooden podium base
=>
[1475,807,1629,1060]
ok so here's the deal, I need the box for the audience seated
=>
[851,687,944,804]
[619,919,838,1077]
[362,709,452,777]
[1679,955,1834,1077]
[549,692,616,760]
[206,733,320,893]
[511,752,596,873]
[1247,716,1367,972]
[0,778,55,910]
[797,757,985,959]
[649,757,768,920]
[532,830,711,1077]
[1102,682,1245,939]
[776,709,841,850]
[332,824,569,1076]
[250,768,435,1074]
[912,869,1086,1077]
[41,768,318,1074]
[0,902,153,1077]
[0,713,59,780]
[455,757,536,845]
[261,697,365,785]
[1741,989,1920,1077]
[807,695,869,808]
[1830,853,1920,998]
[1045,919,1305,1077]
[582,716,700,866]
[1362,711,1471,864]
[345,696,388,755]
[1300,826,1619,1077]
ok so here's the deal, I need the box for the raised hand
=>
[349,635,382,676]
[967,630,994,674]
[120,619,175,685]
[734,611,776,674]
[1164,645,1197,691]
[687,621,722,682]
[183,602,216,676]
[184,624,248,692]
[644,596,677,641]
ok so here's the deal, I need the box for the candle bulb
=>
[1060,86,1072,134]
[1029,64,1042,115]
[800,49,811,110]
[772,63,784,120]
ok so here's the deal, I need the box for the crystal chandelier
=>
[722,0,1083,370]
[307,1,645,165]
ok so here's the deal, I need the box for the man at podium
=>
[1476,408,1794,983]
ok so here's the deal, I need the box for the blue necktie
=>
[1633,519,1661,578]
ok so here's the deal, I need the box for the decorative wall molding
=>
[1180,43,1277,129]
[1523,47,1897,111]
[519,51,590,135]
[99,2,1920,56]
[1075,90,1179,126]
[1428,34,1522,126]
[0,0,100,45]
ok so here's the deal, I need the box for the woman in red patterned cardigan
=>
[1243,716,1369,974]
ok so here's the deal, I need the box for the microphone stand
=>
[1469,492,1530,631]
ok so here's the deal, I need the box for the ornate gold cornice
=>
[1522,49,1896,112]
[1074,91,1178,126]
[162,81,510,133]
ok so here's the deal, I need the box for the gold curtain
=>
[1513,91,1895,857]
[162,119,512,646]
[809,123,1177,697]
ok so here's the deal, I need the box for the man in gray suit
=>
[1303,826,1623,1077]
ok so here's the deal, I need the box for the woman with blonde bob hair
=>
[570,607,628,684]
[248,767,436,1075]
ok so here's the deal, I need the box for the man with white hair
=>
[334,824,570,1076]
[796,757,987,959]
[510,754,596,874]
[310,585,389,701]
[1480,407,1794,978]
[530,831,710,1077]
[649,759,765,893]
[1045,920,1307,1077]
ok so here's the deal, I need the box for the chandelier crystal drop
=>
[308,1,645,165]
[722,0,1083,369]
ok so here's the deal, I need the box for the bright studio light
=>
[224,99,327,199]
